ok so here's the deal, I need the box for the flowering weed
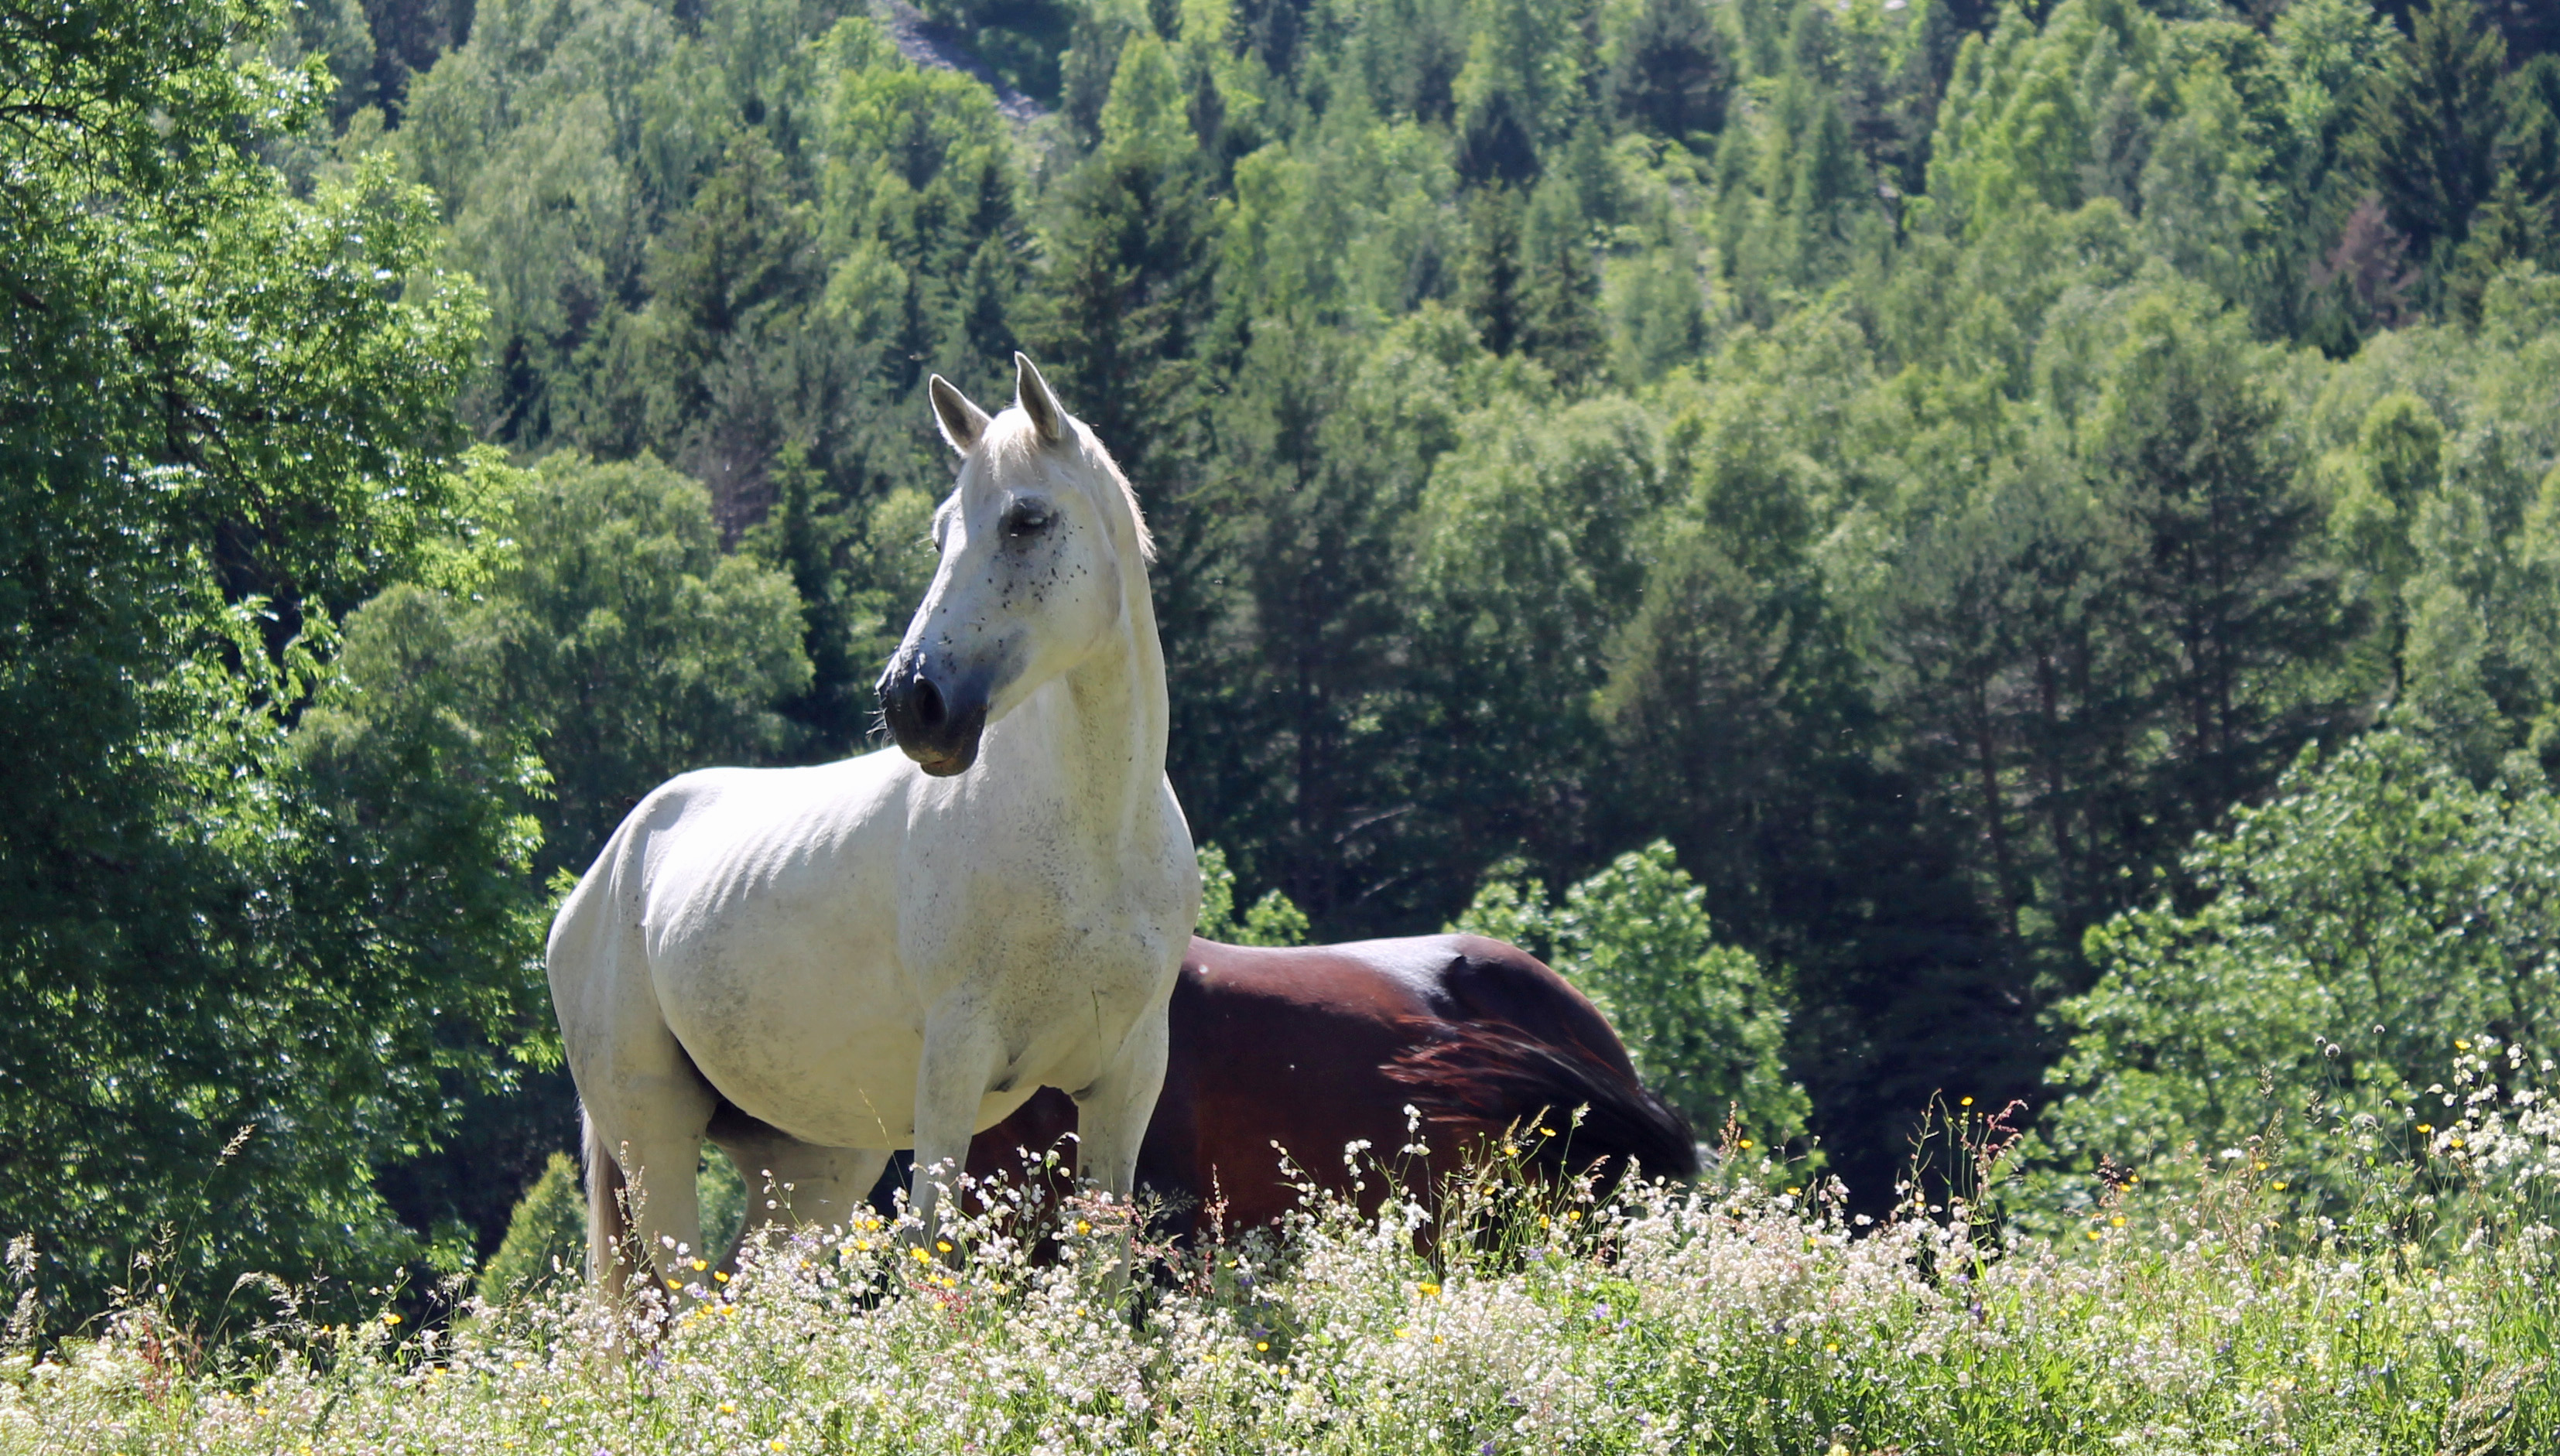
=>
[2,1064,2555,1454]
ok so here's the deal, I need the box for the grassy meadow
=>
[5,1061,2556,1456]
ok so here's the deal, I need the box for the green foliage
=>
[1193,845,1313,945]
[19,1150,2560,1454]
[335,452,812,884]
[2358,0,2507,275]
[30,0,2560,1322]
[476,1154,584,1300]
[1454,843,1809,1150]
[0,0,529,1323]
[2033,733,2560,1227]
[1607,0,1729,145]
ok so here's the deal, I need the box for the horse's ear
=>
[1014,353,1066,446]
[929,374,991,457]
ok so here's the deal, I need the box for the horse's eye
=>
[1003,504,1050,538]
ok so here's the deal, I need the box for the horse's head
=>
[878,354,1155,777]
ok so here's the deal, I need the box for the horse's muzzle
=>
[878,655,991,777]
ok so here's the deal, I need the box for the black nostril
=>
[914,678,946,730]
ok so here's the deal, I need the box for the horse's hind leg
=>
[592,1121,714,1298]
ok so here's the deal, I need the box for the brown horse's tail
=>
[1384,1020,1703,1193]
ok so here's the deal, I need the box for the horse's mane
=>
[981,408,1156,563]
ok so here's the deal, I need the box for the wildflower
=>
[1076,1221,1091,1236]
[2271,1181,2288,1191]
[1738,1139,1756,1150]
[1417,1282,1440,1297]
[1959,1097,1973,1107]
[770,1441,786,1451]
[911,1247,931,1263]
[382,1313,400,1327]
[937,1240,953,1253]
[2418,1123,2435,1135]
[691,1258,707,1272]
[714,1270,730,1283]
[1395,1327,1409,1338]
[721,1403,738,1414]
[1257,1342,1270,1352]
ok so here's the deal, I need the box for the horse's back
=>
[969,932,1694,1236]
[549,752,924,1147]
[1150,935,1653,1230]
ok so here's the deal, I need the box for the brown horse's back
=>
[967,935,1696,1240]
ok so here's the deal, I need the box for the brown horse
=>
[960,934,1699,1239]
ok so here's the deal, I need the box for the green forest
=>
[6,0,2560,1329]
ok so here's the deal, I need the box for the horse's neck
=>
[990,545,1169,859]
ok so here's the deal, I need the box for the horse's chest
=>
[952,901,1179,1022]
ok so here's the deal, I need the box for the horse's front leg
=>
[1072,1008,1169,1200]
[909,1013,1001,1249]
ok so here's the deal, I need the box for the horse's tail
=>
[582,1109,635,1297]
[1384,1020,1702,1193]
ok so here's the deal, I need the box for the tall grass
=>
[4,1051,2555,1455]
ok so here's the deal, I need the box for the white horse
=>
[546,355,1198,1295]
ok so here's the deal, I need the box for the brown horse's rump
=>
[965,934,1697,1239]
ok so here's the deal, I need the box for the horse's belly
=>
[652,927,1068,1150]
[653,923,922,1141]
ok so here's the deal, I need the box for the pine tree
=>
[2088,296,2350,838]
[1610,0,1730,144]
[1521,179,1606,386]
[1460,186,1529,357]
[1457,88,1542,190]
[2357,0,2508,284]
